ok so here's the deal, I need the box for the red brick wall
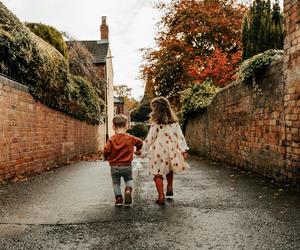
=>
[185,1,300,185]
[283,0,300,179]
[185,59,291,181]
[0,76,105,181]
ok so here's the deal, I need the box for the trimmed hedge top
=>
[0,2,104,124]
[26,22,68,58]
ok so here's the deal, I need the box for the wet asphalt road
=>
[0,156,300,250]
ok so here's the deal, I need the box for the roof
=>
[69,40,109,64]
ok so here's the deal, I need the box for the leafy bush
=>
[237,49,283,82]
[26,22,68,58]
[131,105,151,122]
[0,2,104,124]
[127,123,149,140]
[67,41,104,90]
[181,80,220,117]
[67,76,105,124]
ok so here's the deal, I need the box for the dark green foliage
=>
[26,22,68,58]
[242,0,284,60]
[67,76,105,124]
[130,94,151,122]
[0,2,104,124]
[131,104,151,122]
[127,123,149,140]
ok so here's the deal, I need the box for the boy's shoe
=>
[115,196,123,207]
[124,186,132,205]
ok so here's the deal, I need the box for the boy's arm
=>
[103,140,112,160]
[132,136,143,152]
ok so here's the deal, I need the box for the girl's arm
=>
[176,123,189,153]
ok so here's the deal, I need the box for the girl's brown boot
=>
[166,171,173,196]
[154,175,165,205]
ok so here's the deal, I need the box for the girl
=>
[143,97,190,205]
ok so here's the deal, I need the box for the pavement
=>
[0,156,300,250]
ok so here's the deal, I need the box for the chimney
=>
[100,16,109,40]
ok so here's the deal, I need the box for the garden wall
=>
[0,75,105,181]
[185,59,295,181]
[185,0,300,186]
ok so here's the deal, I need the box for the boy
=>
[103,114,143,207]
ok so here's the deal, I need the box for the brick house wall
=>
[0,76,105,181]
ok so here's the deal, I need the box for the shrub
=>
[131,105,151,122]
[26,22,68,58]
[67,41,104,90]
[0,2,104,124]
[127,123,149,140]
[67,75,105,124]
[237,49,283,82]
[181,80,220,117]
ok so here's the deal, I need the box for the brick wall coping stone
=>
[0,74,29,93]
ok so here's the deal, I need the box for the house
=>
[114,96,131,127]
[76,16,114,139]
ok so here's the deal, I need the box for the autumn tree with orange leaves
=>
[140,0,246,106]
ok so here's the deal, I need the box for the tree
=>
[114,84,139,111]
[140,0,246,106]
[114,85,132,99]
[242,0,284,60]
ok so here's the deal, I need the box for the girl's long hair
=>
[149,97,179,124]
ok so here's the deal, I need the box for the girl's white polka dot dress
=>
[143,123,190,175]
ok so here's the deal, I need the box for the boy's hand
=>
[182,151,189,160]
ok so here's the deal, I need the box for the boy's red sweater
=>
[103,133,143,166]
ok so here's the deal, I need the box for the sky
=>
[2,0,161,99]
[2,0,284,99]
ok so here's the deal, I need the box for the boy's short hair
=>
[113,114,128,128]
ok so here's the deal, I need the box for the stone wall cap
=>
[0,74,29,92]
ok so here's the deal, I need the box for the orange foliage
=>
[140,0,246,104]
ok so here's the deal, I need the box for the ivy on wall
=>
[237,49,283,82]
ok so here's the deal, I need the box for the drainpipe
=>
[104,64,109,142]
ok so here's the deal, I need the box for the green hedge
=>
[127,123,149,140]
[0,2,104,124]
[26,22,68,58]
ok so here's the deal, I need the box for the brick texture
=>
[283,0,300,178]
[185,59,291,181]
[185,1,300,186]
[0,76,105,181]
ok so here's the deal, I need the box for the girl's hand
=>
[135,150,142,156]
[182,151,189,160]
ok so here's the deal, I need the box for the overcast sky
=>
[2,0,284,99]
[2,0,161,99]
